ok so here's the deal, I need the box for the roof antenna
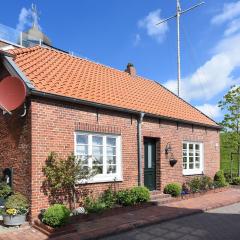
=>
[31,3,40,29]
[156,0,205,97]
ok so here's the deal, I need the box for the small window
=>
[182,142,203,175]
[75,132,122,182]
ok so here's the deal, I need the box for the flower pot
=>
[3,214,26,226]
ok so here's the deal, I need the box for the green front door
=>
[144,138,156,191]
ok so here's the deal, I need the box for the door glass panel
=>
[148,143,152,168]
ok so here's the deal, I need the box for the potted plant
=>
[3,192,29,226]
[0,182,12,206]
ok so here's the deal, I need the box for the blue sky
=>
[1,0,240,122]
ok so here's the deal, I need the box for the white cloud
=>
[165,9,240,102]
[138,9,168,43]
[133,34,141,46]
[196,104,221,119]
[16,7,41,32]
[16,7,32,32]
[224,17,240,36]
[211,1,240,25]
[164,36,239,101]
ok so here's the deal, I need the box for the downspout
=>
[137,112,145,186]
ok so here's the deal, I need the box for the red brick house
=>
[0,46,220,219]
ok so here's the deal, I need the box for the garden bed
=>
[33,219,77,237]
[174,186,230,202]
[33,202,154,237]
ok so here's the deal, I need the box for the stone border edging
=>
[33,220,77,238]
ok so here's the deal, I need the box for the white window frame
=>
[74,132,122,183]
[182,141,204,176]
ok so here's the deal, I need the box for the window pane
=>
[189,144,193,150]
[183,143,187,149]
[93,165,103,174]
[195,157,200,163]
[189,163,194,169]
[92,136,103,145]
[195,152,200,157]
[183,157,187,163]
[83,166,89,172]
[189,157,194,163]
[195,163,200,169]
[107,137,116,146]
[107,146,116,156]
[77,135,88,144]
[76,145,88,155]
[189,152,194,156]
[183,151,187,156]
[92,155,103,165]
[107,156,116,164]
[93,146,103,155]
[77,155,88,165]
[195,144,200,150]
[183,163,187,169]
[107,165,116,174]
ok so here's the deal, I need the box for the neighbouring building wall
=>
[30,97,220,219]
[0,106,32,199]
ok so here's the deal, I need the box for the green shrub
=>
[5,193,29,214]
[0,182,12,199]
[214,170,227,187]
[164,183,181,197]
[42,204,71,228]
[224,172,232,183]
[116,189,136,206]
[100,188,116,208]
[187,177,201,193]
[232,177,240,185]
[200,176,213,191]
[187,176,213,193]
[130,186,150,203]
[84,197,106,214]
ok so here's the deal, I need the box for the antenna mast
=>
[157,0,205,97]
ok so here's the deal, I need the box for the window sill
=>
[183,170,204,176]
[77,175,123,184]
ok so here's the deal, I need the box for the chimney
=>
[125,63,136,77]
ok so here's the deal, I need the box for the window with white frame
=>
[182,142,203,175]
[75,132,122,182]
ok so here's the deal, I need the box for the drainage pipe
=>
[137,112,145,186]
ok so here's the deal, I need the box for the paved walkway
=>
[0,188,240,240]
[103,202,240,240]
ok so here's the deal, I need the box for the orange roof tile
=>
[9,46,219,127]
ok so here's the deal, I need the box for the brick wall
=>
[0,106,32,199]
[30,98,139,218]
[0,96,220,220]
[142,117,220,190]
